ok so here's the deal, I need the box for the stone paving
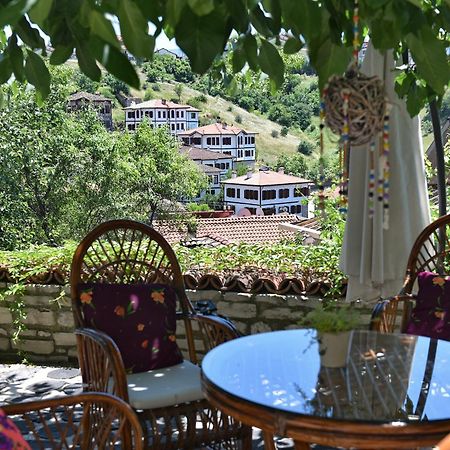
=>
[0,364,337,449]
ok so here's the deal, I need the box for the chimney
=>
[231,171,237,179]
[278,167,284,174]
[246,170,253,179]
[222,122,227,129]
[161,99,166,105]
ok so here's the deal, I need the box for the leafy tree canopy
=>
[0,0,449,115]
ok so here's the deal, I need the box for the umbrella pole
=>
[429,99,446,217]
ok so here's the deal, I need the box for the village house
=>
[222,168,314,217]
[124,99,199,133]
[67,91,113,130]
[177,123,257,168]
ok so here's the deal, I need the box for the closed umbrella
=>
[340,43,431,303]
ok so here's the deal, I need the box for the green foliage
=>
[272,153,308,177]
[144,89,154,101]
[235,114,242,123]
[298,303,360,333]
[186,203,211,212]
[298,140,314,155]
[103,73,130,95]
[271,129,279,138]
[280,126,288,136]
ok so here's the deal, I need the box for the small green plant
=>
[235,114,242,123]
[280,126,289,136]
[298,302,360,333]
[271,129,279,138]
[144,89,154,101]
[152,83,161,91]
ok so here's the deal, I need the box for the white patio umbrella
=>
[340,43,431,303]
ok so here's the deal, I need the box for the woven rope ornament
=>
[324,64,386,146]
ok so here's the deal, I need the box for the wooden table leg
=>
[262,431,277,450]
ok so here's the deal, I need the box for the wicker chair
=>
[370,213,450,333]
[70,219,251,450]
[3,392,143,449]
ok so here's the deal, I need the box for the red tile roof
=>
[180,146,231,161]
[124,99,199,111]
[222,170,312,186]
[154,214,313,245]
[178,122,256,136]
[68,91,111,102]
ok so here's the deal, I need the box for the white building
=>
[178,123,257,168]
[124,99,199,134]
[222,168,314,217]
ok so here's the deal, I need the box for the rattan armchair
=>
[370,214,450,333]
[3,392,143,449]
[70,219,251,450]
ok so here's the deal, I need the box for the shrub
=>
[227,106,233,112]
[152,83,161,91]
[271,129,279,138]
[188,97,201,109]
[144,90,154,101]
[194,94,207,103]
[235,114,242,123]
[281,126,289,136]
[298,141,314,155]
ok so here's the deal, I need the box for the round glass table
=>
[201,329,450,449]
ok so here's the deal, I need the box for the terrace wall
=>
[0,283,375,364]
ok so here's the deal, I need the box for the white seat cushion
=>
[126,360,204,409]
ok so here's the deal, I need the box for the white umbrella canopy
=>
[339,43,431,304]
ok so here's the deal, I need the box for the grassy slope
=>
[128,81,318,164]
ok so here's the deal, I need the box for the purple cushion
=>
[405,271,450,341]
[78,283,183,373]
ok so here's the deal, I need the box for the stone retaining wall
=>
[0,283,375,364]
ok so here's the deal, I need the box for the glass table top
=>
[202,329,450,424]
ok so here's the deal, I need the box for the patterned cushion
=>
[79,283,183,373]
[405,271,450,341]
[0,408,31,449]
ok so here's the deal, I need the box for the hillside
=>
[127,81,319,164]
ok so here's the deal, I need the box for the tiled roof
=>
[124,99,200,111]
[181,146,231,161]
[178,122,256,136]
[68,91,111,102]
[154,214,310,245]
[222,170,313,186]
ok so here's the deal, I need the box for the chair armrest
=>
[75,328,129,402]
[369,294,416,334]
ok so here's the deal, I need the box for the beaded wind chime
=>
[318,0,391,228]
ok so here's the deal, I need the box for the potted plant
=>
[299,302,361,368]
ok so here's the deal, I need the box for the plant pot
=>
[318,331,353,368]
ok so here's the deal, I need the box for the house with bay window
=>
[177,122,257,168]
[124,99,199,134]
[222,168,314,217]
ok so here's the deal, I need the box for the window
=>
[207,137,219,145]
[244,189,258,200]
[279,188,290,199]
[251,136,255,144]
[144,110,152,117]
[127,111,135,119]
[191,112,196,118]
[176,111,179,118]
[236,189,240,198]
[291,205,302,214]
[127,124,135,131]
[177,123,180,130]
[223,137,231,145]
[213,175,219,184]
[181,123,184,130]
[262,190,276,200]
[182,137,190,145]
[226,188,236,198]
[247,207,256,214]
[181,111,184,118]
[193,137,201,145]
[209,189,216,195]
[171,110,175,118]
[245,150,252,157]
[238,150,243,158]
[301,187,310,196]
[158,111,161,118]
[263,207,275,215]
[207,137,212,145]
[226,163,230,169]
[223,151,232,155]
[238,136,243,145]
[163,111,166,118]
[171,124,175,130]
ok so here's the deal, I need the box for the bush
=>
[271,130,279,138]
[152,83,160,91]
[227,106,233,112]
[186,203,211,212]
[194,94,207,103]
[188,97,201,109]
[144,90,154,101]
[298,141,314,155]
[235,114,242,123]
[281,126,289,136]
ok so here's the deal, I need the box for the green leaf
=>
[187,0,214,16]
[405,80,427,116]
[232,46,246,73]
[405,26,450,95]
[118,0,155,59]
[49,45,73,65]
[279,0,322,40]
[90,11,121,49]
[25,50,50,99]
[75,44,101,81]
[243,34,258,71]
[175,8,228,73]
[250,5,274,37]
[0,53,12,84]
[258,38,284,88]
[223,0,248,33]
[14,17,45,49]
[0,0,37,28]
[370,19,400,50]
[309,39,351,91]
[394,71,414,98]
[28,0,53,25]
[8,34,25,82]
[91,39,140,89]
[165,0,187,28]
[283,37,302,54]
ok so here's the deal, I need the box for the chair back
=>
[403,213,450,294]
[3,392,143,449]
[70,219,193,328]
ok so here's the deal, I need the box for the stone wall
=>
[0,283,375,364]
